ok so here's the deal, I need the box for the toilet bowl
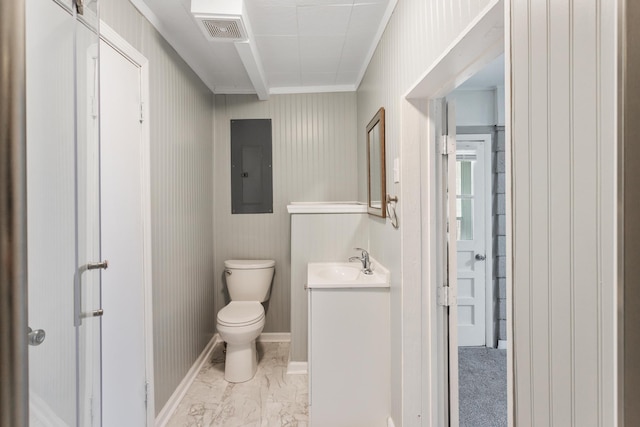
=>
[216,259,275,383]
[217,301,265,382]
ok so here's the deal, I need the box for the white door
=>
[100,38,149,426]
[456,135,489,347]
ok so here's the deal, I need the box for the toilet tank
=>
[224,260,275,302]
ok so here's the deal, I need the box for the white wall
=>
[100,0,216,413]
[357,1,495,424]
[213,93,358,334]
[447,89,497,126]
[511,0,616,425]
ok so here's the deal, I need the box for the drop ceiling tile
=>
[301,72,337,86]
[346,2,388,35]
[338,34,370,71]
[300,54,341,73]
[256,36,300,74]
[248,0,297,6]
[299,35,345,54]
[296,0,353,5]
[335,71,359,84]
[268,72,302,87]
[297,5,353,36]
[246,4,298,36]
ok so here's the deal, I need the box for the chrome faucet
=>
[349,247,373,275]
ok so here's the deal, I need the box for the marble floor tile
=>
[167,342,308,427]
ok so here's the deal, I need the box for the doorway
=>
[403,1,511,425]
[446,56,508,426]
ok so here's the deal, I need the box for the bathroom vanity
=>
[307,261,390,427]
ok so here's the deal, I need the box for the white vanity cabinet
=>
[307,262,390,427]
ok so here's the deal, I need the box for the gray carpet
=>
[459,347,507,427]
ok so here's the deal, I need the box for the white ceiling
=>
[129,0,397,98]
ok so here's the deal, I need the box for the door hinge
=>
[90,96,98,118]
[145,380,150,409]
[437,286,457,306]
[440,134,456,156]
[140,102,145,123]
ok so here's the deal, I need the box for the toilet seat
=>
[217,301,265,327]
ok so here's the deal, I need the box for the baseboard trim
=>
[257,332,291,342]
[286,360,308,375]
[498,339,507,349]
[155,334,219,427]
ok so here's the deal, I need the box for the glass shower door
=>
[26,0,102,425]
[76,1,102,425]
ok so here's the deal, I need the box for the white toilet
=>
[216,259,275,383]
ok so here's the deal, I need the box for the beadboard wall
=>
[359,0,617,424]
[356,0,494,424]
[511,0,616,425]
[100,0,215,414]
[213,93,358,334]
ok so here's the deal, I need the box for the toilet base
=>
[224,340,258,383]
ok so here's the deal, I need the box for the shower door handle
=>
[87,260,108,270]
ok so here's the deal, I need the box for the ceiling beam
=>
[235,41,269,100]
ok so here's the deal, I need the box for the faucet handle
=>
[354,247,368,254]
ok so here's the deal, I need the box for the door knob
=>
[475,254,486,261]
[27,327,46,346]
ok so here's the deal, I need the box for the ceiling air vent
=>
[191,0,249,43]
[195,16,247,42]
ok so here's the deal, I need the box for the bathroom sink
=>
[314,264,361,281]
[307,261,390,288]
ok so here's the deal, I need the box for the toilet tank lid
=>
[224,259,276,269]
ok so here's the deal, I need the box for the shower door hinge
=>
[144,380,149,408]
[437,286,456,306]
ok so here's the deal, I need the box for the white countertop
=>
[306,261,390,289]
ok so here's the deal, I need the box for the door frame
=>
[401,0,512,424]
[99,22,155,425]
[456,133,494,348]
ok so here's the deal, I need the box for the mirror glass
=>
[366,107,386,218]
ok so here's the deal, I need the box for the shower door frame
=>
[0,0,29,425]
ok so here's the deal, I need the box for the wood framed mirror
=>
[366,107,386,218]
